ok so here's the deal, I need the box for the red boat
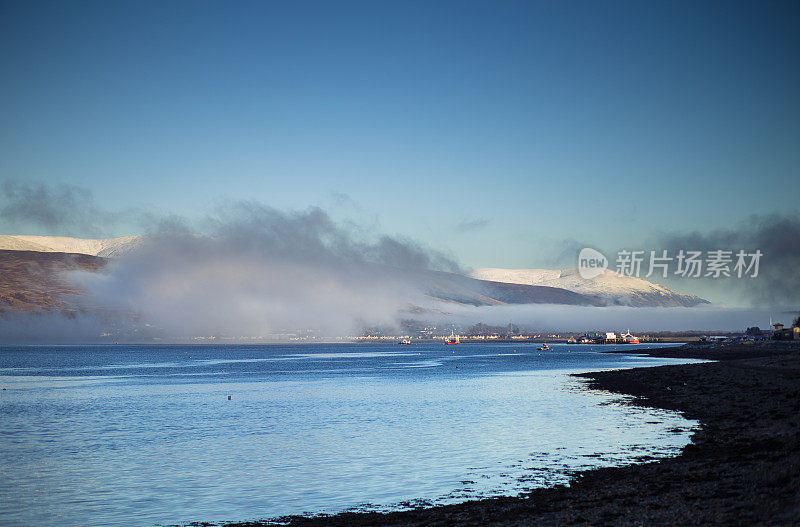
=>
[621,331,640,344]
[445,331,460,345]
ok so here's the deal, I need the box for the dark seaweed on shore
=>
[199,343,800,527]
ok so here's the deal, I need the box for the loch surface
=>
[0,343,699,526]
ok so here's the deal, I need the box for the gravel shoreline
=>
[215,344,800,526]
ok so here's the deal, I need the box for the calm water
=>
[0,343,699,526]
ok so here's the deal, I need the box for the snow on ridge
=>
[551,267,673,295]
[0,235,144,257]
[471,267,561,285]
[471,266,704,306]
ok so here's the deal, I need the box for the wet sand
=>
[218,344,800,526]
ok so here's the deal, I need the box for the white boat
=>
[620,330,640,344]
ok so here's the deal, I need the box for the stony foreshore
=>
[215,343,800,527]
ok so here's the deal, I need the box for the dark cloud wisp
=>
[0,180,118,237]
[656,213,800,307]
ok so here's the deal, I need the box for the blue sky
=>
[1,0,798,269]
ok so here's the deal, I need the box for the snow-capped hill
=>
[0,235,144,257]
[470,267,708,307]
[471,267,561,285]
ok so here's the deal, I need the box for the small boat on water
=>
[621,331,640,344]
[399,339,412,345]
[537,343,550,351]
[445,331,460,345]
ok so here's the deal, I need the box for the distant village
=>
[350,317,800,345]
[181,316,800,344]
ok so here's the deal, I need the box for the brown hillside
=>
[0,250,107,314]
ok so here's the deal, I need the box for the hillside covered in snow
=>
[471,267,708,307]
[0,235,144,257]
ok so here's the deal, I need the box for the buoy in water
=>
[227,395,231,400]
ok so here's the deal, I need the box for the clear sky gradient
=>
[1,0,798,269]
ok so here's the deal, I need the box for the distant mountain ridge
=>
[0,235,606,313]
[471,267,708,307]
[416,270,605,307]
[0,234,144,257]
[0,236,708,313]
